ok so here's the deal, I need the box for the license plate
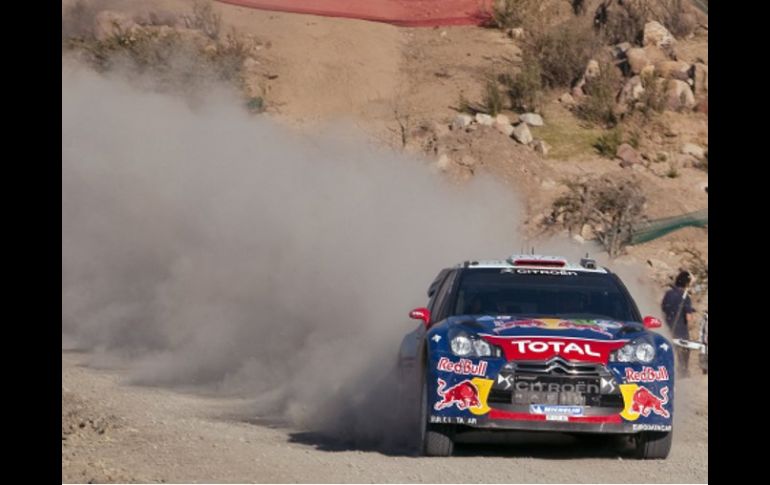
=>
[546,415,568,421]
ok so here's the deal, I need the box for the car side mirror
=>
[643,316,663,329]
[409,308,431,327]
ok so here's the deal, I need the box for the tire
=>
[424,425,454,457]
[635,431,673,459]
[420,371,454,457]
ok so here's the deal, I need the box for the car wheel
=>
[634,431,672,459]
[421,373,454,457]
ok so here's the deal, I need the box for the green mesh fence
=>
[629,209,708,245]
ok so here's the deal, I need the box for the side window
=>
[426,269,449,312]
[427,275,447,315]
[430,270,458,324]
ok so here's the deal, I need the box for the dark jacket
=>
[661,286,694,339]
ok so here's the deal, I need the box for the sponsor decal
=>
[434,377,493,415]
[492,318,621,337]
[436,357,488,377]
[530,405,584,416]
[624,366,670,383]
[620,384,670,420]
[632,423,672,432]
[515,269,578,276]
[600,376,617,393]
[480,335,628,363]
[430,416,478,425]
[659,342,669,351]
[497,374,514,390]
[431,335,441,343]
[510,379,600,395]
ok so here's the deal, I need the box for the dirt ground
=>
[62,351,707,483]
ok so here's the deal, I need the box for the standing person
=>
[661,271,696,378]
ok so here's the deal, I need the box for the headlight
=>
[473,339,492,357]
[450,335,473,356]
[617,344,635,362]
[635,343,655,363]
[612,341,656,363]
[450,332,500,357]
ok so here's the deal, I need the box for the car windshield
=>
[451,268,638,322]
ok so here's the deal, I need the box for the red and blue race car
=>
[397,254,674,459]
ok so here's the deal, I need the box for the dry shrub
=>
[547,174,647,256]
[190,0,222,40]
[576,62,623,126]
[500,55,543,111]
[637,73,667,117]
[524,18,601,88]
[482,79,505,116]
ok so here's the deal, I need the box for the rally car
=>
[397,254,674,459]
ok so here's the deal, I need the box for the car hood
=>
[444,314,644,341]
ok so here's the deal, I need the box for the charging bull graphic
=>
[434,379,479,411]
[620,384,670,420]
[491,318,620,338]
[434,377,493,414]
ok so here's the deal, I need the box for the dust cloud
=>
[62,64,522,450]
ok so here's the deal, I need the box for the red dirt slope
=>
[217,0,493,26]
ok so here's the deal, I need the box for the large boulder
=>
[643,45,672,64]
[618,76,645,105]
[495,114,511,126]
[452,114,473,130]
[625,48,650,75]
[511,123,533,145]
[495,122,515,137]
[655,60,691,81]
[475,113,495,126]
[643,21,676,50]
[665,79,696,111]
[519,113,544,127]
[640,64,656,79]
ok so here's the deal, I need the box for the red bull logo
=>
[436,357,488,376]
[620,384,670,420]
[434,379,480,411]
[624,366,670,382]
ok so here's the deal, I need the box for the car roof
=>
[451,254,609,274]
